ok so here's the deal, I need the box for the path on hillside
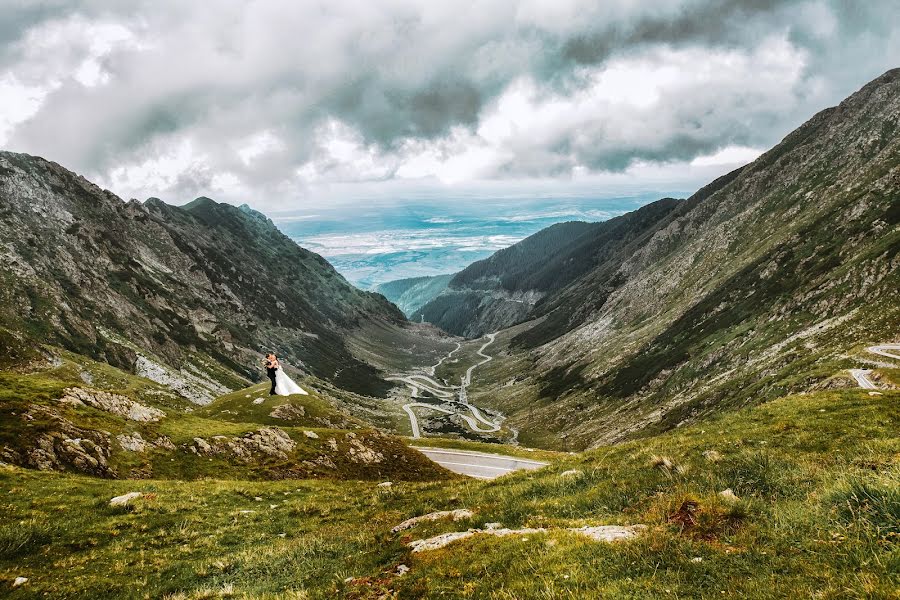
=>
[850,344,899,389]
[389,333,501,439]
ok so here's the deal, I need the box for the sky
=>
[1,0,899,211]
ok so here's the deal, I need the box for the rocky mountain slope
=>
[376,274,453,317]
[0,152,409,400]
[459,68,900,449]
[414,201,681,338]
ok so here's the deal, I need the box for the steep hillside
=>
[376,274,453,317]
[459,68,900,449]
[0,152,407,399]
[415,200,680,337]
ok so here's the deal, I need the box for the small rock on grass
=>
[702,450,722,462]
[718,489,740,503]
[395,564,410,576]
[109,492,142,507]
[377,481,392,488]
[560,469,582,477]
[303,430,319,439]
[391,509,474,533]
[253,398,265,405]
[13,577,28,588]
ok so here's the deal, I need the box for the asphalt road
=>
[412,446,547,479]
[390,332,502,439]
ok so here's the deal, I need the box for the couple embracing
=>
[263,352,308,396]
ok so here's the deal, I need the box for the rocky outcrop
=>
[116,431,175,452]
[345,432,384,464]
[58,387,165,422]
[0,406,116,477]
[189,426,296,461]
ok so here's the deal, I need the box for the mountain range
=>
[1,68,897,458]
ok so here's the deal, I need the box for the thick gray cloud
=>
[0,0,898,207]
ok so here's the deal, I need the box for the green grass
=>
[0,388,896,598]
[195,382,363,430]
[0,355,451,484]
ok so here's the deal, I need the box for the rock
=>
[252,397,265,405]
[868,391,883,396]
[269,404,306,420]
[408,524,646,552]
[346,436,384,464]
[27,428,114,478]
[191,427,296,461]
[392,509,474,533]
[569,525,647,542]
[560,469,583,477]
[395,564,410,576]
[483,522,502,530]
[13,577,28,588]
[58,387,165,422]
[243,427,296,458]
[718,489,740,503]
[117,432,148,453]
[303,430,319,439]
[691,557,703,563]
[110,492,142,507]
[409,531,477,552]
[702,450,723,462]
[377,481,393,488]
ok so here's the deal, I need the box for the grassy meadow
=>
[1,387,897,598]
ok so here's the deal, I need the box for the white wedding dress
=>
[273,365,308,396]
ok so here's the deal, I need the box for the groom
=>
[263,352,277,395]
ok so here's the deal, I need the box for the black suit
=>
[266,365,277,395]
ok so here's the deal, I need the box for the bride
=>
[269,354,308,396]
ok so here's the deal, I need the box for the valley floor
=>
[2,387,898,598]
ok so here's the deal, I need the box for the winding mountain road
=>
[850,344,899,389]
[460,333,496,403]
[390,333,502,439]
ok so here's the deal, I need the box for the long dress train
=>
[274,366,308,396]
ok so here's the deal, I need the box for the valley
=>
[0,68,898,598]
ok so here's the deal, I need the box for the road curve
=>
[849,343,899,390]
[850,369,877,389]
[411,446,547,479]
[867,344,900,361]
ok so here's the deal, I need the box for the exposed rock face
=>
[116,431,175,452]
[59,387,165,422]
[346,433,384,464]
[190,426,296,461]
[0,152,404,398]
[2,406,117,477]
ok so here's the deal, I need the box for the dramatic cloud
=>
[0,0,898,208]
